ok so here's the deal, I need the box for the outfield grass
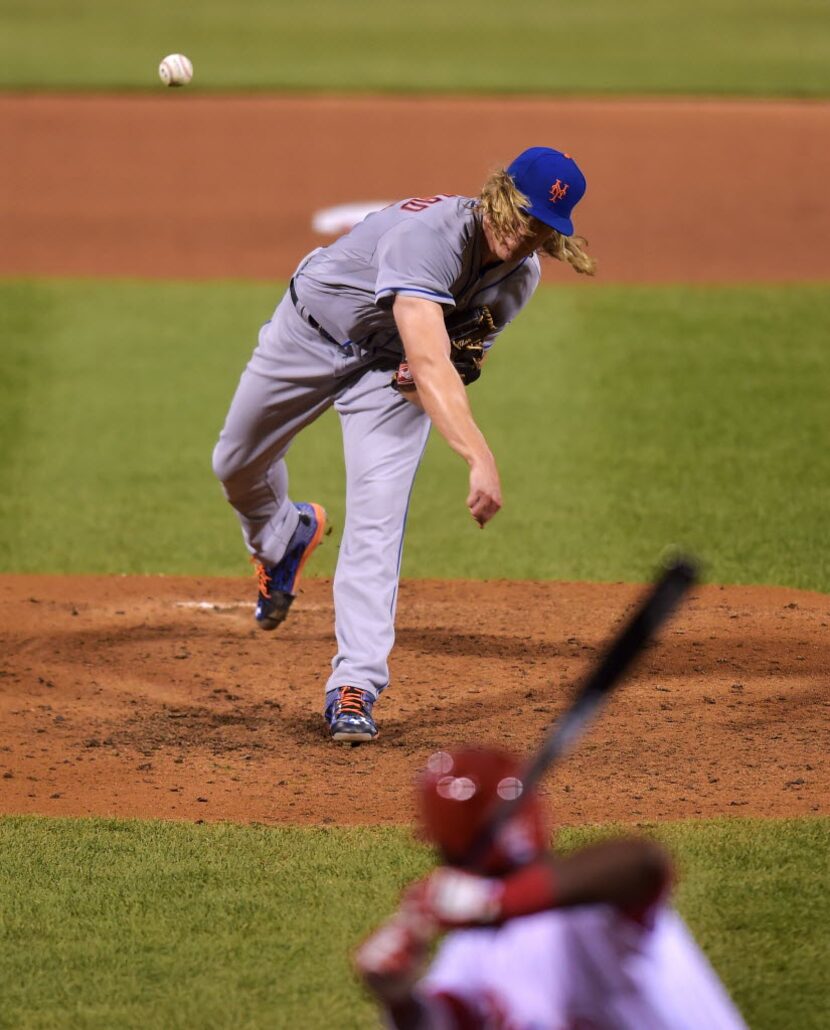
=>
[1,279,828,591]
[0,815,826,1029]
[1,0,829,96]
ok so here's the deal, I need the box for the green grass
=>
[1,0,829,96]
[0,815,826,1029]
[1,278,829,591]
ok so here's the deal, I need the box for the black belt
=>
[289,278,341,346]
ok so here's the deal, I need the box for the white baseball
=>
[159,54,193,87]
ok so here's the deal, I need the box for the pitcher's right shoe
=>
[253,502,327,630]
[325,687,378,743]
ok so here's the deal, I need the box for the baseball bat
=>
[464,555,699,867]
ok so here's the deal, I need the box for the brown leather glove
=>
[391,305,495,392]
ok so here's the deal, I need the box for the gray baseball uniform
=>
[213,194,540,709]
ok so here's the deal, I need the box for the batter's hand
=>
[467,455,502,527]
[404,868,503,927]
[353,908,437,1006]
[403,860,559,929]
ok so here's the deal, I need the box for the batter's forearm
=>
[553,838,672,914]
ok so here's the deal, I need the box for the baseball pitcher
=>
[212,148,595,742]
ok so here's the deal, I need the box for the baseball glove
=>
[391,304,496,392]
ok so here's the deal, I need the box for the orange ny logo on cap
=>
[549,179,569,203]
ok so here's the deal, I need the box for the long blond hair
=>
[478,168,596,277]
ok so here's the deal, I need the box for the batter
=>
[355,748,748,1028]
[212,147,595,742]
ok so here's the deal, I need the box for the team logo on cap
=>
[549,179,569,203]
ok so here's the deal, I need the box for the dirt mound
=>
[1,574,827,827]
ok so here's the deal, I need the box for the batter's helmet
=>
[416,748,548,875]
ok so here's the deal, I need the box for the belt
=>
[289,278,341,346]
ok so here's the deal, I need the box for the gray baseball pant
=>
[212,292,430,705]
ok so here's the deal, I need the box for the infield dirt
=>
[1,95,829,827]
[2,576,827,826]
[3,94,830,282]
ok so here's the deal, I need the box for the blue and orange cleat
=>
[253,502,328,630]
[325,686,378,744]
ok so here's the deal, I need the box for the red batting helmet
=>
[416,748,548,875]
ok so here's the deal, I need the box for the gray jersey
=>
[292,195,541,355]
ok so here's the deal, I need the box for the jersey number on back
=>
[401,194,455,212]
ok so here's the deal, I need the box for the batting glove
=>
[354,908,437,1006]
[405,859,559,929]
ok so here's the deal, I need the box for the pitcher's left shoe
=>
[253,502,328,630]
[325,687,379,743]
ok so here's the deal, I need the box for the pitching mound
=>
[1,575,827,827]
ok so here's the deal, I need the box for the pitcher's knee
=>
[212,439,243,487]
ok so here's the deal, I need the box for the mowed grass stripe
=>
[1,279,828,589]
[1,0,829,95]
[0,816,827,1029]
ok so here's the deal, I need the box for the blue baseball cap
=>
[506,147,587,236]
